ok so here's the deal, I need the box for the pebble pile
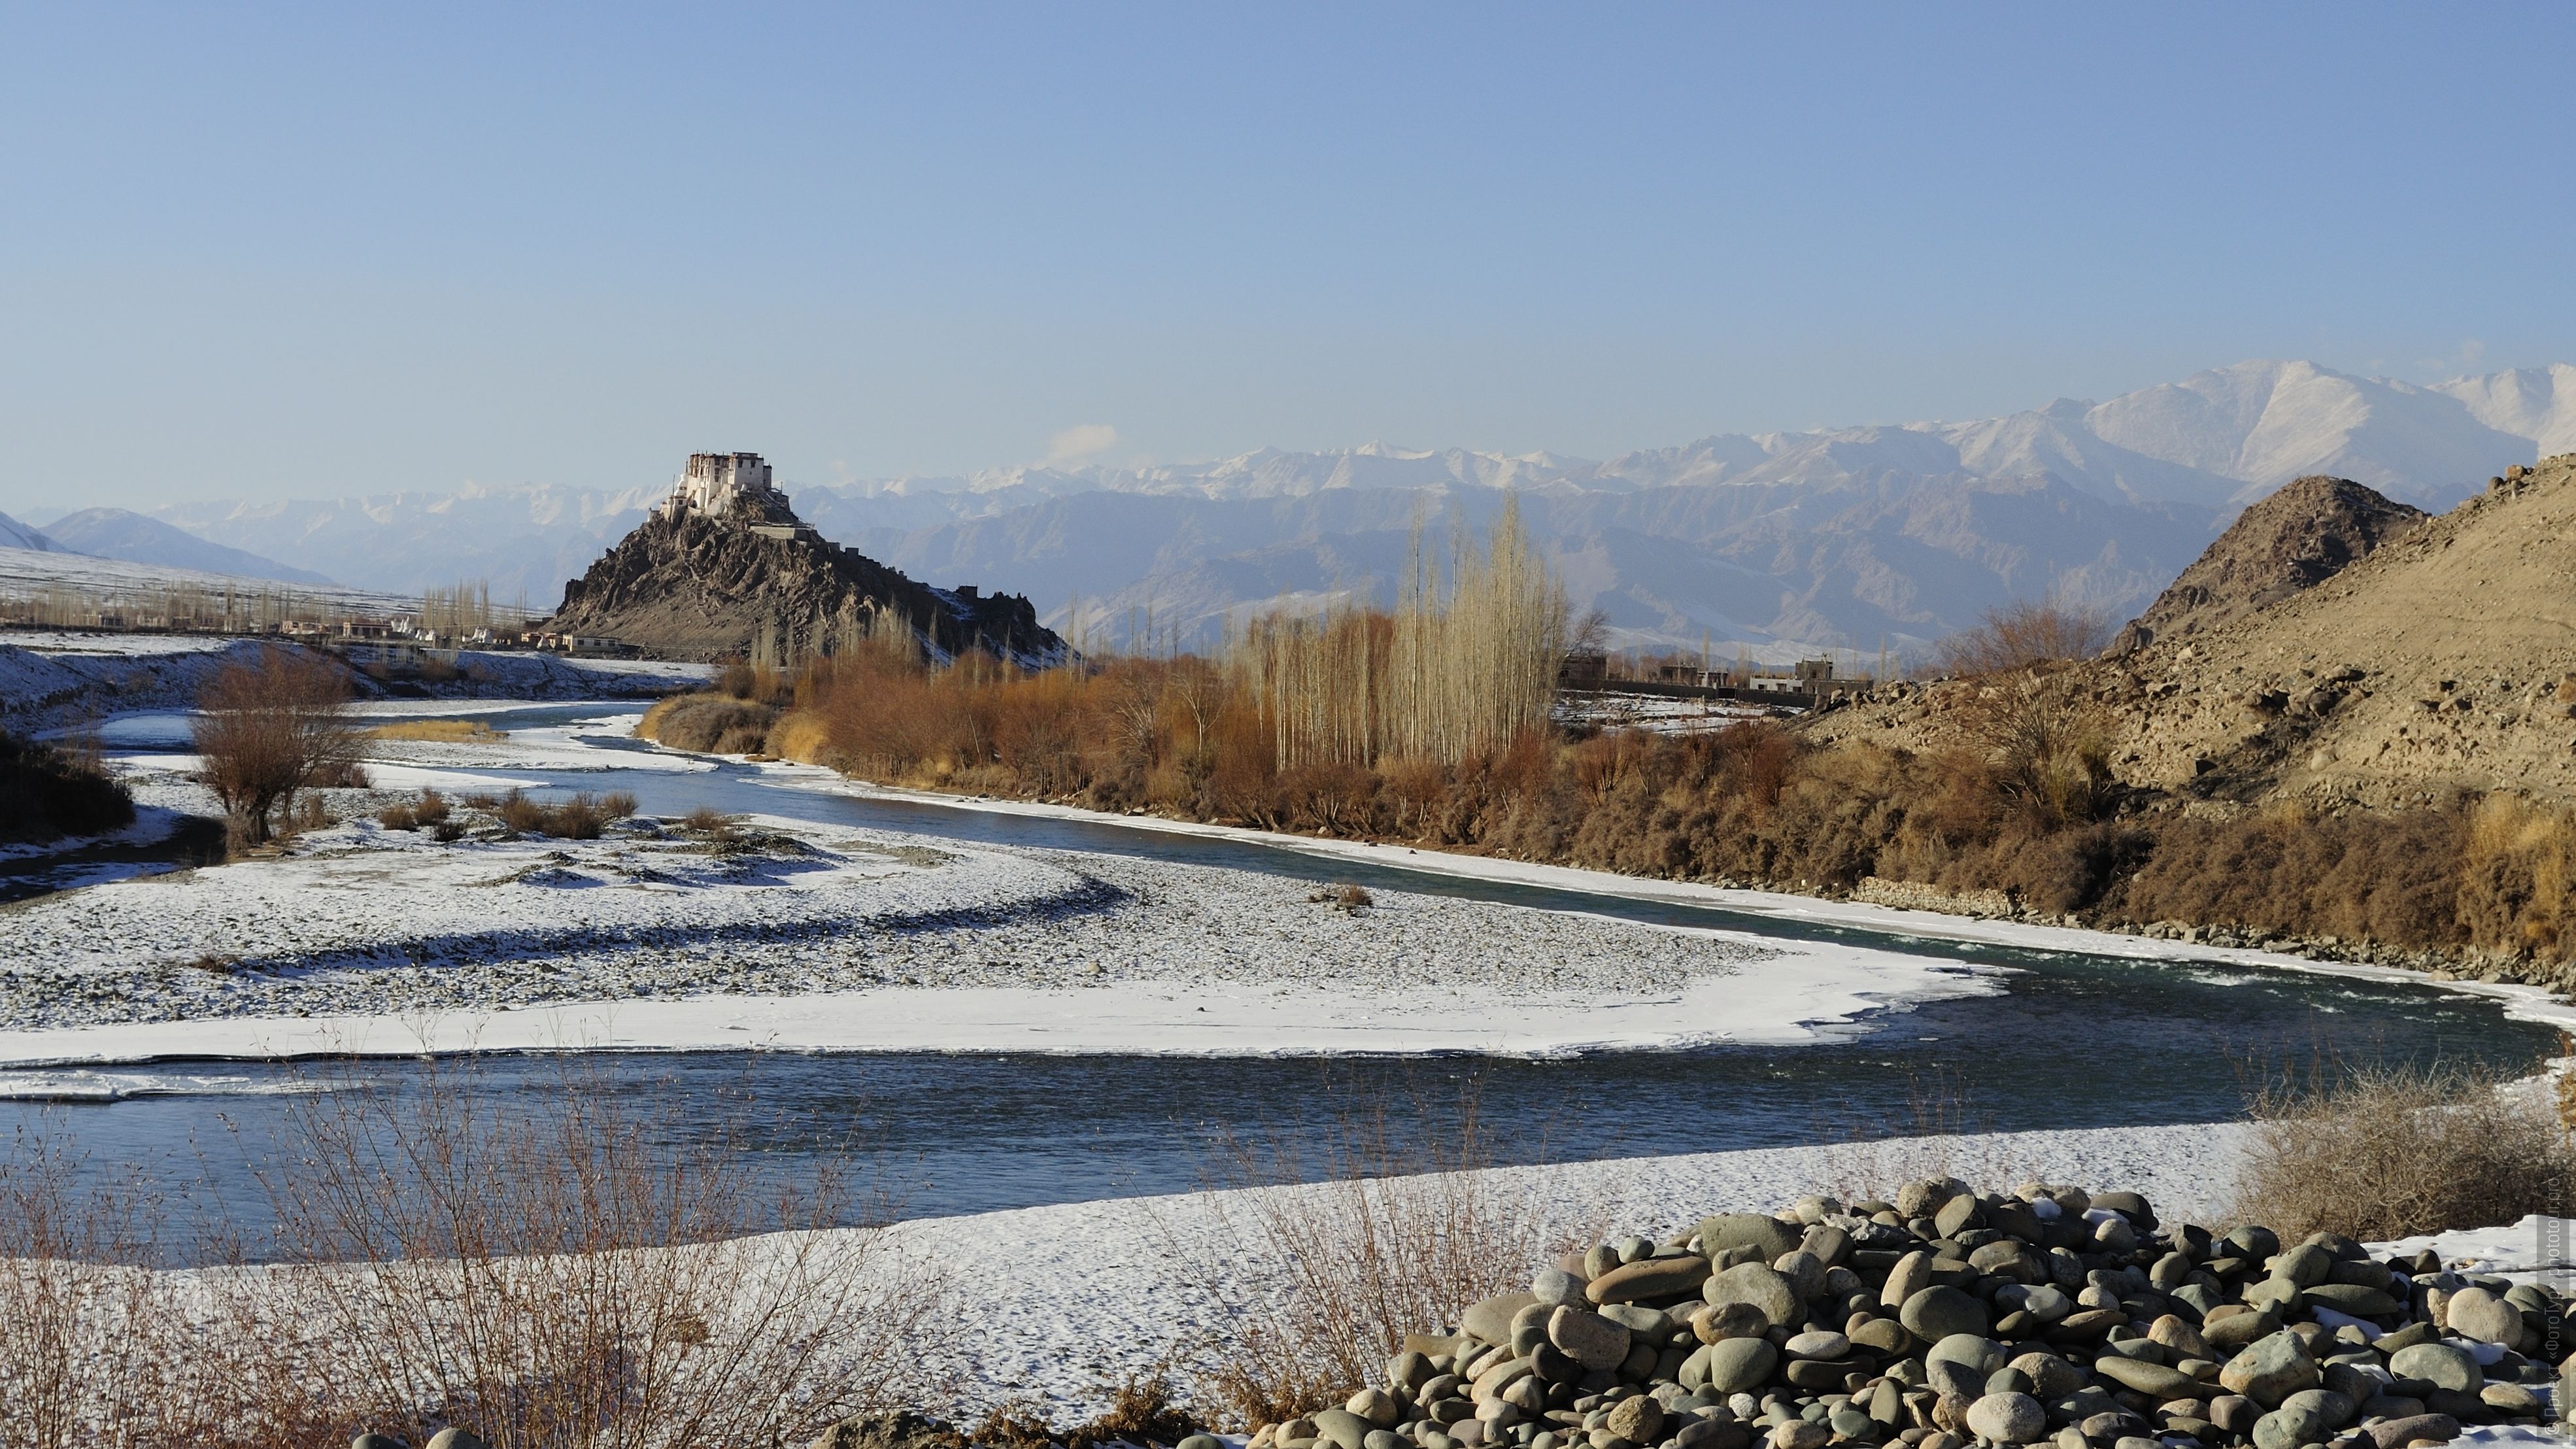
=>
[1255,1180,2567,1449]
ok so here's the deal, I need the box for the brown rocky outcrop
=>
[2107,475,2426,655]
[541,503,1062,666]
[1808,455,2576,808]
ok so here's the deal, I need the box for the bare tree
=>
[1930,597,2110,679]
[192,646,361,847]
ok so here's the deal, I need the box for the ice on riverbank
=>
[0,796,2007,1062]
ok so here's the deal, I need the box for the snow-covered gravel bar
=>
[0,804,2001,1063]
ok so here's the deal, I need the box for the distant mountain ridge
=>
[0,511,64,553]
[137,358,2571,657]
[38,507,338,586]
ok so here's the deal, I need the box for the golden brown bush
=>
[2227,1058,2568,1240]
[640,694,777,755]
[2457,795,2576,960]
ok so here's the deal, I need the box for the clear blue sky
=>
[3,3,2571,509]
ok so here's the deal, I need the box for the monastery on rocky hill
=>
[651,452,782,522]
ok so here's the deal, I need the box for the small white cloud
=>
[1045,423,1118,468]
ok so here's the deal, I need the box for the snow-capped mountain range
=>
[99,358,2576,656]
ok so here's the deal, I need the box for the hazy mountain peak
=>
[40,507,338,585]
[0,510,65,554]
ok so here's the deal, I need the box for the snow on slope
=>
[0,511,64,553]
[0,543,408,609]
[39,507,339,585]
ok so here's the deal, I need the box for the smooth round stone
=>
[1317,1408,1376,1449]
[1782,1331,1850,1360]
[1605,1396,1665,1443]
[1701,1214,1802,1263]
[426,1433,488,1449]
[1180,1437,1225,1449]
[2276,1388,2354,1431]
[1534,1267,1591,1308]
[1827,1408,1874,1440]
[1696,1302,1769,1343]
[1766,1423,1829,1449]
[2445,1286,2524,1347]
[1901,1287,1990,1342]
[1351,1390,1403,1427]
[1965,1391,2046,1445]
[2388,1342,2483,1395]
[352,1437,404,1449]
[1924,1333,2006,1377]
[2220,1330,2321,1407]
[1995,1283,2071,1323]
[1895,1179,1955,1218]
[1704,1264,1801,1330]
[1364,1433,1404,1449]
[2007,1352,2085,1400]
[1704,1338,1780,1397]
[1550,1307,1634,1372]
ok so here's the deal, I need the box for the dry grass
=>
[0,1072,948,1449]
[2226,1055,2569,1240]
[194,1059,945,1449]
[377,789,455,833]
[2458,794,2576,959]
[1188,1088,1576,1429]
[491,789,638,840]
[367,719,509,744]
[640,694,778,755]
[973,1372,1203,1449]
[681,805,743,842]
[0,1127,211,1449]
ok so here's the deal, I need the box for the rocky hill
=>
[1809,454,2576,809]
[2105,475,2425,654]
[543,498,1062,666]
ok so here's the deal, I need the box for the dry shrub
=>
[1306,883,1372,912]
[492,789,636,839]
[0,728,133,844]
[192,645,361,848]
[1930,598,2110,678]
[378,789,456,834]
[2110,802,2466,947]
[766,709,834,765]
[2458,794,2576,960]
[368,719,508,744]
[211,1060,945,1449]
[974,1372,1202,1449]
[641,694,777,755]
[1192,1093,1573,1427]
[682,805,736,832]
[0,1127,211,1449]
[2226,1057,2569,1241]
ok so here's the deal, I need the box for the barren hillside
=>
[1810,454,2576,809]
[2105,474,2424,653]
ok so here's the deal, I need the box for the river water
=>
[4,702,2555,1242]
